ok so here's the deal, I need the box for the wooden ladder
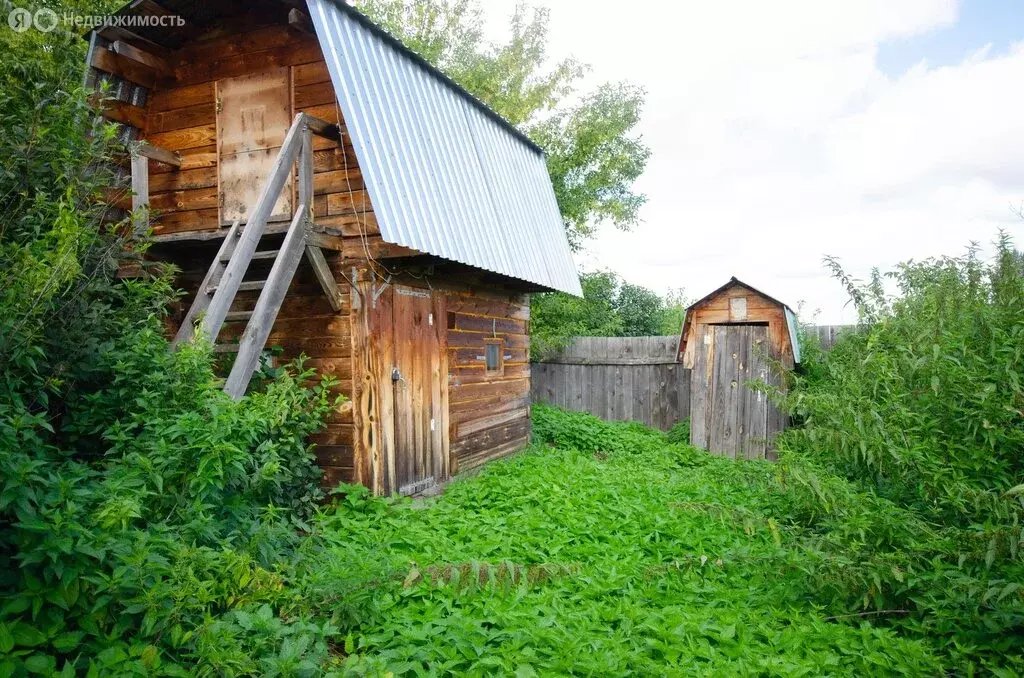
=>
[172,113,343,398]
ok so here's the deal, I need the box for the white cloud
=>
[828,43,1024,195]
[483,0,1023,322]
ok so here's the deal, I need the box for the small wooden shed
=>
[83,0,582,496]
[677,277,800,459]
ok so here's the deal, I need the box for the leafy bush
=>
[531,403,665,456]
[0,18,340,675]
[530,271,687,360]
[2,3,1021,674]
[773,235,1024,672]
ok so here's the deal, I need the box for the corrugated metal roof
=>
[307,0,582,296]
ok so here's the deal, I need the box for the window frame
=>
[484,337,504,376]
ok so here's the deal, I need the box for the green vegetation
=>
[309,271,1024,674]
[772,239,1024,671]
[530,270,687,360]
[0,18,339,675]
[307,409,942,675]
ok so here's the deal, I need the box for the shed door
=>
[216,68,292,225]
[392,287,449,495]
[692,324,770,459]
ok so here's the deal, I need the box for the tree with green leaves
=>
[616,282,665,336]
[530,270,686,359]
[358,0,650,249]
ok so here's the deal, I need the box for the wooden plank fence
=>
[531,336,690,430]
[530,327,856,430]
[805,324,855,351]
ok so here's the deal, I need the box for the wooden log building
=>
[84,0,581,496]
[677,277,800,460]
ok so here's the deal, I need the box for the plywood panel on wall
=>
[216,67,292,224]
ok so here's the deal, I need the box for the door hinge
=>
[216,95,223,114]
[430,418,435,432]
[428,312,433,326]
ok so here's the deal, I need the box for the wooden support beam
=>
[296,123,344,311]
[97,26,172,60]
[288,7,314,34]
[130,152,149,230]
[90,46,158,88]
[98,99,148,128]
[111,40,170,74]
[305,114,341,143]
[305,245,344,312]
[150,221,345,247]
[299,123,314,215]
[137,142,182,167]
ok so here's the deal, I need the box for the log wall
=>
[446,290,532,473]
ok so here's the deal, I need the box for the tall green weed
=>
[774,235,1024,671]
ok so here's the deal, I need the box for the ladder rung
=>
[207,280,267,294]
[221,249,280,263]
[225,311,253,322]
[213,344,240,353]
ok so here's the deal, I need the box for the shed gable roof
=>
[678,277,801,364]
[308,0,582,295]
[686,277,794,314]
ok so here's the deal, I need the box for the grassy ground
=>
[305,409,942,676]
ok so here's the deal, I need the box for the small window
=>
[484,338,504,375]
[729,296,748,321]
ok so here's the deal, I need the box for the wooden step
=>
[212,344,240,353]
[207,279,266,294]
[225,310,253,322]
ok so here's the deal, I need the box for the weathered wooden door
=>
[391,286,449,495]
[216,67,292,225]
[691,324,771,459]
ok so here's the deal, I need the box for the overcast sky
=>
[483,0,1024,322]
